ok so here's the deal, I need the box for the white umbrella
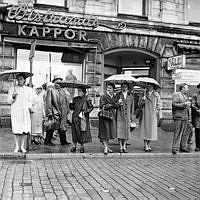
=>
[0,69,33,81]
[137,77,160,88]
[104,74,137,83]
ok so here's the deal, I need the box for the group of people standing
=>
[8,72,162,154]
[8,73,94,153]
[172,83,200,154]
[98,81,161,154]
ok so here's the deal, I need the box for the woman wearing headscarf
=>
[98,82,118,154]
[116,82,134,153]
[137,83,161,152]
[191,83,200,151]
[7,74,33,153]
[70,86,93,153]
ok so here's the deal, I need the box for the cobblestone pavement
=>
[0,156,200,200]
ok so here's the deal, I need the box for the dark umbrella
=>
[56,80,91,89]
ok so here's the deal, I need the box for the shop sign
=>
[173,69,200,85]
[18,24,87,41]
[6,4,126,31]
[167,55,186,70]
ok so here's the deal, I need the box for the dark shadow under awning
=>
[177,43,200,51]
[2,36,97,53]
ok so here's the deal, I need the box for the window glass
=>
[36,0,65,7]
[188,0,200,23]
[118,0,143,16]
[17,49,82,87]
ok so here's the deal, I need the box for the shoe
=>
[144,147,149,152]
[80,147,84,153]
[13,149,19,153]
[172,150,177,154]
[44,142,55,146]
[148,147,152,152]
[126,143,131,146]
[21,148,27,153]
[70,147,76,152]
[104,148,108,155]
[61,141,71,145]
[31,139,40,145]
[119,149,123,153]
[123,149,128,153]
[195,148,200,151]
[107,148,113,153]
[180,148,190,153]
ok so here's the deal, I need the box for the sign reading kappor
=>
[167,55,186,70]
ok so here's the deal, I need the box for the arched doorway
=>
[104,48,159,110]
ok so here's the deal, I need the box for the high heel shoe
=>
[104,148,108,155]
[21,148,27,153]
[107,148,113,153]
[80,147,84,153]
[70,146,76,152]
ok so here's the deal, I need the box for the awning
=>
[3,37,97,50]
[177,43,200,51]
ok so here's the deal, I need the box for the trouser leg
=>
[180,121,189,149]
[195,128,200,148]
[172,120,186,151]
[45,129,54,144]
[58,130,66,145]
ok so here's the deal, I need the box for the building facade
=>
[0,0,200,127]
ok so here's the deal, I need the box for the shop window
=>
[118,0,146,16]
[188,0,200,23]
[35,0,67,7]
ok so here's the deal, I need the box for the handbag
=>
[135,107,143,120]
[79,112,87,131]
[98,109,113,120]
[43,116,58,132]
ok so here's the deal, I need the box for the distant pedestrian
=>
[44,76,70,146]
[31,85,45,144]
[70,86,93,153]
[7,74,33,153]
[116,82,135,153]
[65,69,77,98]
[137,83,161,152]
[191,83,200,151]
[98,83,118,154]
[172,83,191,154]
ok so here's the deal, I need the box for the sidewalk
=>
[0,126,196,156]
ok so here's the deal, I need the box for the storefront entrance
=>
[104,48,159,110]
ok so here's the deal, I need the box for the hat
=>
[197,83,200,89]
[52,75,63,83]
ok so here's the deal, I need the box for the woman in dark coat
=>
[70,87,93,153]
[98,83,118,154]
[191,83,200,151]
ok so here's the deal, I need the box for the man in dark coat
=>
[172,83,191,154]
[44,76,70,146]
[191,83,200,151]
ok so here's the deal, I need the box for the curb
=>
[0,152,200,160]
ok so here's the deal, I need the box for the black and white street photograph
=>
[0,0,200,199]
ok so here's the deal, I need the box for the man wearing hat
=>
[172,83,191,154]
[44,75,70,146]
[191,83,200,151]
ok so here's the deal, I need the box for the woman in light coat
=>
[7,74,33,153]
[138,83,161,152]
[116,82,134,153]
[31,85,45,144]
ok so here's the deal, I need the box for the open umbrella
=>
[56,80,91,89]
[0,69,33,81]
[137,77,160,88]
[104,74,137,83]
